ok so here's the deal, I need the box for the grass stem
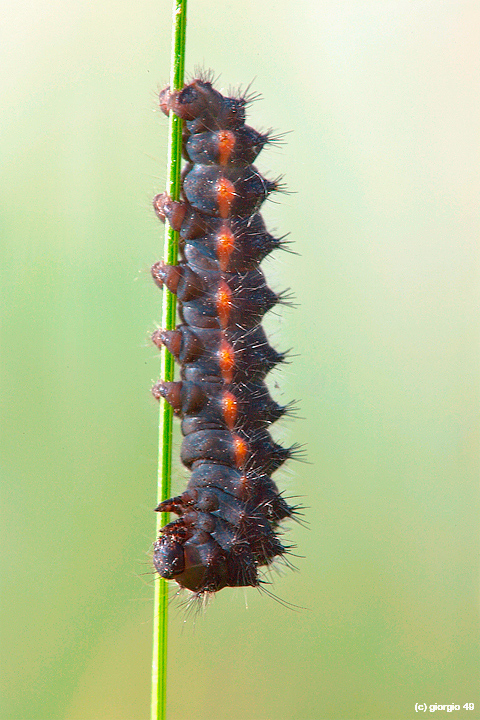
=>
[151,3,187,720]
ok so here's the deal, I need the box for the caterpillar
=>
[151,74,297,597]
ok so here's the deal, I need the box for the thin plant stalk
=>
[151,2,187,720]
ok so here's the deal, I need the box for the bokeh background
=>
[2,1,479,719]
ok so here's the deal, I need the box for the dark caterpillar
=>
[151,76,296,596]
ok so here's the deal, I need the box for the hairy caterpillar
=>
[151,74,297,596]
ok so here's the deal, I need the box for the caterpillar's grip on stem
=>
[152,76,296,596]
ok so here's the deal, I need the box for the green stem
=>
[151,3,187,720]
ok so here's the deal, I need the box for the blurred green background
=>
[1,1,479,719]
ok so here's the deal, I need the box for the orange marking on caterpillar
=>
[218,338,235,383]
[215,225,235,271]
[216,281,233,327]
[217,130,236,165]
[233,435,248,468]
[221,391,238,430]
[216,176,235,218]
